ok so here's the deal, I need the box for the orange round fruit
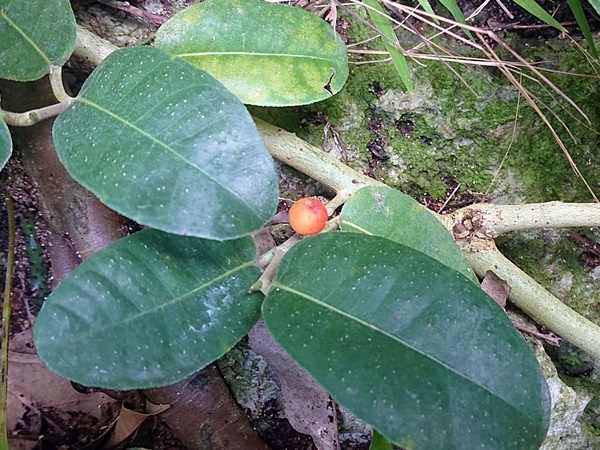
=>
[288,197,328,235]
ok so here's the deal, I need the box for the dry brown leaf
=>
[105,400,170,448]
[481,270,511,308]
[249,321,340,450]
[7,329,118,448]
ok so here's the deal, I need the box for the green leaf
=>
[414,0,437,23]
[34,229,263,389]
[567,0,598,58]
[339,186,476,282]
[155,0,349,106]
[0,0,75,81]
[438,0,474,40]
[0,120,11,170]
[362,0,414,93]
[369,430,393,450]
[263,232,550,449]
[589,0,600,16]
[53,46,278,240]
[511,0,567,32]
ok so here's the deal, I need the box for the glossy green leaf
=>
[0,0,75,81]
[340,186,476,282]
[263,233,550,449]
[34,229,263,389]
[0,120,11,170]
[567,0,597,58]
[53,46,278,240]
[511,0,567,32]
[155,0,349,106]
[362,0,414,93]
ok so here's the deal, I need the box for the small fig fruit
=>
[288,197,328,235]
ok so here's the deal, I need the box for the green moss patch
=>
[258,14,599,203]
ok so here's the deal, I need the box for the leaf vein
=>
[0,11,51,65]
[76,96,260,219]
[272,282,511,404]
[65,259,257,337]
[178,51,333,62]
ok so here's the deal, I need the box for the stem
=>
[0,195,16,450]
[2,102,69,127]
[257,118,600,235]
[441,202,600,238]
[325,192,357,214]
[48,65,74,104]
[254,118,384,196]
[256,234,302,295]
[460,239,600,360]
[74,25,119,67]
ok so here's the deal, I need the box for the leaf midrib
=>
[77,96,260,220]
[61,258,257,338]
[271,282,526,416]
[178,51,334,62]
[0,10,51,65]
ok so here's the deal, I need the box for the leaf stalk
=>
[48,65,74,104]
[2,102,69,127]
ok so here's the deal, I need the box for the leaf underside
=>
[566,0,597,58]
[589,0,600,16]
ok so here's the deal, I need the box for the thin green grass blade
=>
[415,0,438,24]
[438,0,474,40]
[362,0,414,93]
[566,0,598,58]
[511,0,567,32]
